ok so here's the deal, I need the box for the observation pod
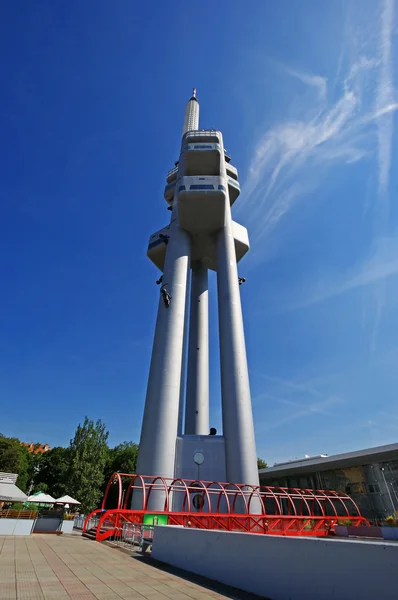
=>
[147,221,249,273]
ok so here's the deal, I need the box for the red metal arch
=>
[83,473,370,541]
[123,474,147,510]
[274,487,298,516]
[207,481,231,514]
[228,483,249,514]
[102,472,123,510]
[144,477,169,511]
[290,488,312,516]
[187,480,212,512]
[261,485,282,515]
[305,488,326,516]
[316,489,338,516]
[168,478,192,513]
[246,485,266,514]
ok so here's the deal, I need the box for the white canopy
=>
[0,482,28,503]
[26,492,56,504]
[55,494,81,505]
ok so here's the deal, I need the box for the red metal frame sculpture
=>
[83,473,369,541]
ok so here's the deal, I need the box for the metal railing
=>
[183,130,221,142]
[74,515,99,530]
[226,164,238,179]
[166,166,178,182]
[228,178,240,188]
[0,509,38,520]
[104,522,155,553]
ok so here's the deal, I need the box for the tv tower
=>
[136,90,259,504]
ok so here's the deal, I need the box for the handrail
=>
[0,509,38,519]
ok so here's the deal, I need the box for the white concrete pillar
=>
[177,270,191,436]
[136,222,191,486]
[185,262,209,435]
[216,203,259,489]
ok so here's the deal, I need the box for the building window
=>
[189,185,214,190]
[368,483,380,494]
[345,483,366,494]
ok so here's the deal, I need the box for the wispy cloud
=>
[252,371,343,431]
[376,0,395,200]
[371,0,395,350]
[239,2,397,255]
[270,231,398,313]
[282,66,327,100]
[254,394,343,432]
[252,372,326,401]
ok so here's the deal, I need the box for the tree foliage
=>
[102,441,139,498]
[257,457,268,470]
[0,434,31,491]
[68,417,109,513]
[105,442,139,482]
[33,447,70,498]
[0,423,141,513]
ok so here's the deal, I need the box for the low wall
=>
[0,519,35,536]
[335,525,382,538]
[61,520,74,534]
[152,526,398,600]
[382,526,398,541]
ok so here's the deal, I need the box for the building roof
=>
[259,442,398,479]
[21,442,51,454]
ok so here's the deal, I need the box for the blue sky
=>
[1,1,397,465]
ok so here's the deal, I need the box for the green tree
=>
[24,451,44,495]
[102,441,139,499]
[33,447,70,498]
[68,417,109,513]
[0,434,30,491]
[105,442,138,479]
[32,482,49,495]
[0,434,23,473]
[257,458,268,470]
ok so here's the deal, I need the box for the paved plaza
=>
[0,534,257,600]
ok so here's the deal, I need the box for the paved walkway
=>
[0,534,254,600]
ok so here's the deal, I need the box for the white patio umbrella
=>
[0,483,28,502]
[55,495,81,505]
[0,484,27,502]
[26,492,56,504]
[0,472,28,502]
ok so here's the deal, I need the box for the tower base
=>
[174,435,226,481]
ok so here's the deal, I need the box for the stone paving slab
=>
[0,535,262,600]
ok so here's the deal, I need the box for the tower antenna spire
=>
[182,88,199,134]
